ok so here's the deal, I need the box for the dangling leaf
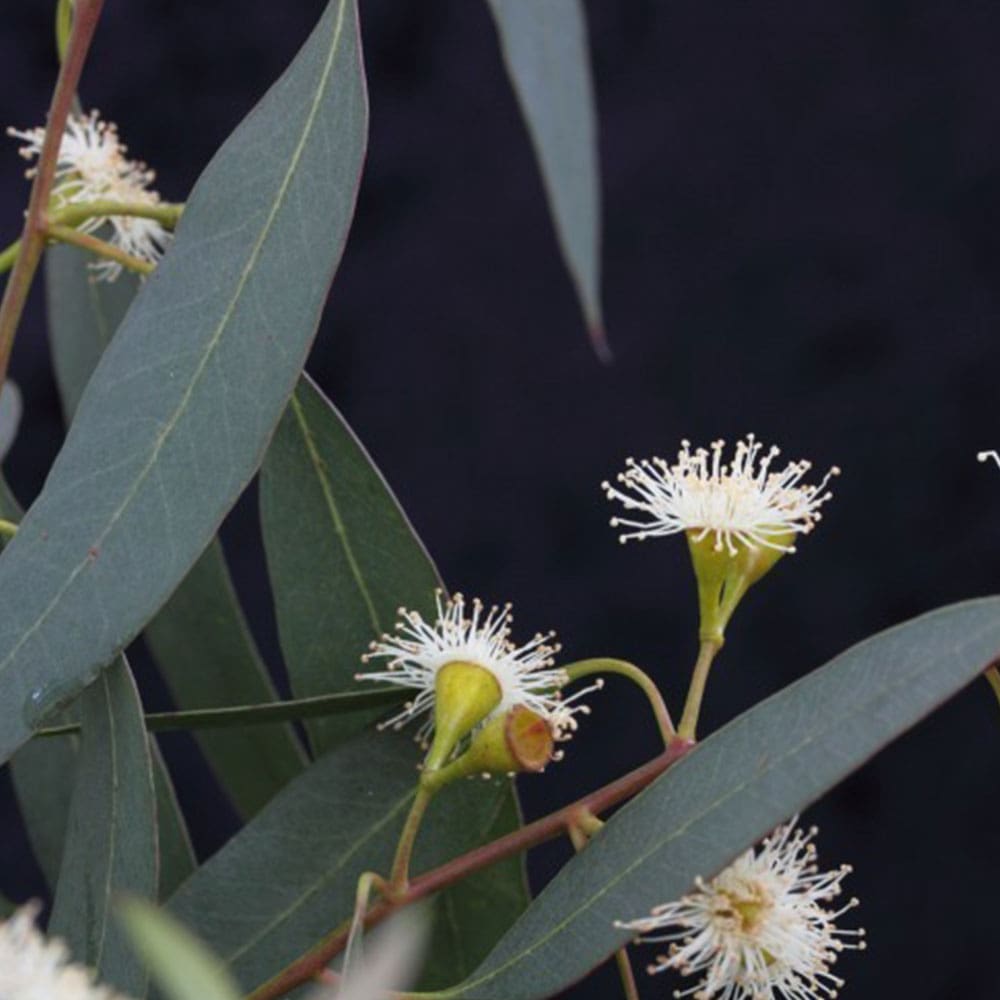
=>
[487,0,606,358]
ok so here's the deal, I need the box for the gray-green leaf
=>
[487,0,606,358]
[50,657,157,997]
[259,374,442,754]
[0,0,367,765]
[168,729,525,992]
[436,596,1000,999]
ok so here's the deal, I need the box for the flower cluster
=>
[356,591,598,750]
[603,435,839,555]
[0,903,133,1000]
[8,111,171,280]
[618,818,865,1000]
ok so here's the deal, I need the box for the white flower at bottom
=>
[355,591,598,746]
[616,819,865,1000]
[7,111,172,281]
[602,435,839,555]
[0,903,133,1000]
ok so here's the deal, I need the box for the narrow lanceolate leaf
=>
[168,730,525,993]
[0,471,192,896]
[152,746,196,900]
[259,374,442,754]
[144,542,307,817]
[48,243,306,820]
[487,0,606,359]
[119,899,242,1000]
[436,597,1000,999]
[50,657,157,998]
[0,0,368,765]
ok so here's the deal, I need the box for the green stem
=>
[677,639,722,741]
[0,0,106,389]
[0,519,17,542]
[614,947,641,1000]
[564,658,676,746]
[45,223,154,276]
[987,665,1000,710]
[35,688,404,738]
[246,738,694,1000]
[56,0,74,61]
[389,786,434,890]
[0,202,184,277]
[0,242,19,277]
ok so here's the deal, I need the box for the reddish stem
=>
[248,737,694,1000]
[0,0,106,389]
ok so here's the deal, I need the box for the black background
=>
[2,3,999,998]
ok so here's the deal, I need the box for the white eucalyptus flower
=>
[8,111,171,281]
[977,450,1000,469]
[355,591,598,746]
[0,903,133,1000]
[617,819,865,1000]
[602,435,839,555]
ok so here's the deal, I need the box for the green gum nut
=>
[687,528,796,644]
[423,661,502,772]
[422,705,555,793]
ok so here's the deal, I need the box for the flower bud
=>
[421,706,555,792]
[422,661,501,772]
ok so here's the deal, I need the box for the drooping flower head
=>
[7,111,171,281]
[602,435,839,555]
[0,902,134,1000]
[616,818,865,1000]
[356,591,598,756]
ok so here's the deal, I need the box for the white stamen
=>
[602,435,839,555]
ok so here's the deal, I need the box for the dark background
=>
[2,2,999,998]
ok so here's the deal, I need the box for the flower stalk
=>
[44,222,155,276]
[564,657,674,746]
[677,638,722,741]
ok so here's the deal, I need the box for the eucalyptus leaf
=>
[0,470,192,897]
[0,0,367,765]
[144,542,307,817]
[50,656,157,998]
[487,0,605,358]
[168,729,525,993]
[0,381,22,461]
[259,374,442,754]
[152,745,196,900]
[47,243,307,820]
[119,898,242,1000]
[434,596,1000,999]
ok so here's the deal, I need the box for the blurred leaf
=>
[318,909,429,1000]
[0,470,192,897]
[0,381,22,461]
[152,745,196,899]
[0,0,368,765]
[260,374,442,754]
[144,542,307,817]
[0,895,13,918]
[119,898,241,1000]
[487,0,606,359]
[168,729,525,992]
[435,597,1000,999]
[50,657,157,997]
[47,244,306,822]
